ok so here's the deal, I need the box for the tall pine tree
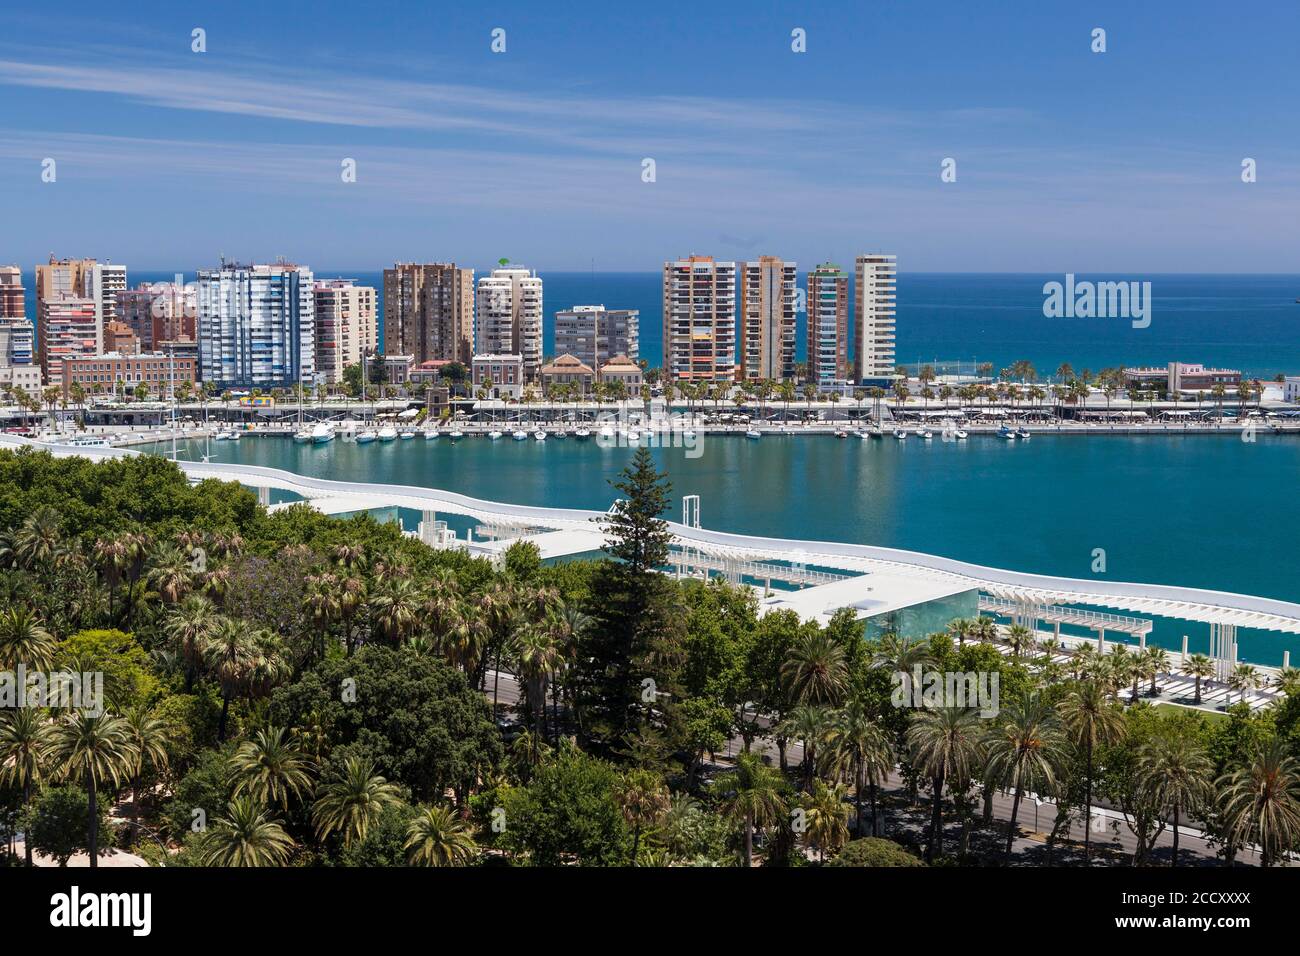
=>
[578,448,680,753]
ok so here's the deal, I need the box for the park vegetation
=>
[1,446,1299,867]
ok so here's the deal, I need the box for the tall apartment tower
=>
[854,254,897,384]
[118,282,198,352]
[662,256,737,382]
[739,256,797,381]
[196,261,315,390]
[314,279,378,385]
[0,266,41,392]
[475,267,543,381]
[554,305,639,370]
[806,262,849,386]
[34,257,125,386]
[382,263,474,365]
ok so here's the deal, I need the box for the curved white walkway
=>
[5,435,1299,634]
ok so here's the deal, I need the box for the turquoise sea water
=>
[154,432,1300,667]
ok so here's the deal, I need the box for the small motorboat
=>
[870,424,884,438]
[1015,427,1031,440]
[997,425,1016,441]
[533,430,547,441]
[423,428,439,440]
[512,430,528,441]
[293,429,311,444]
[745,429,762,439]
[922,430,934,440]
[856,430,872,440]
[835,429,848,439]
[626,429,640,442]
[894,429,907,440]
[914,428,927,438]
[311,422,335,444]
[574,428,591,440]
[954,428,968,440]
[487,430,503,440]
[598,425,615,440]
[356,430,377,444]
[554,429,567,439]
[399,429,416,440]
[449,429,464,439]
[377,426,398,442]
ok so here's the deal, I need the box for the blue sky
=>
[1,0,1297,272]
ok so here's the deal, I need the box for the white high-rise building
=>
[662,256,736,382]
[197,261,315,390]
[475,267,543,381]
[85,263,127,328]
[854,254,897,383]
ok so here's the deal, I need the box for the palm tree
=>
[803,780,851,862]
[230,726,315,810]
[145,542,193,605]
[716,751,788,867]
[1144,646,1170,696]
[368,576,422,645]
[1138,735,1212,866]
[203,622,289,742]
[782,631,848,705]
[1005,624,1034,658]
[201,796,296,866]
[780,703,834,791]
[10,506,64,573]
[1274,667,1300,696]
[947,618,975,648]
[825,695,895,837]
[870,632,934,674]
[121,705,172,847]
[512,622,561,747]
[0,708,52,866]
[1182,654,1215,706]
[49,711,138,868]
[1058,681,1125,862]
[615,768,670,863]
[312,756,403,848]
[971,616,997,645]
[404,804,478,866]
[906,707,984,861]
[162,595,219,692]
[984,694,1066,861]
[0,605,56,671]
[1217,739,1300,867]
[1227,663,1262,705]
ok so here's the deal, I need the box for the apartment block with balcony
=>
[0,266,41,392]
[807,262,849,386]
[662,256,736,382]
[197,261,315,390]
[382,263,474,365]
[314,279,377,385]
[554,305,639,371]
[854,254,897,385]
[739,256,797,382]
[476,268,543,382]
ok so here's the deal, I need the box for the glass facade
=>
[862,588,980,641]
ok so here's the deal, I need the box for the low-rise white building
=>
[472,353,524,400]
[1285,377,1300,404]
